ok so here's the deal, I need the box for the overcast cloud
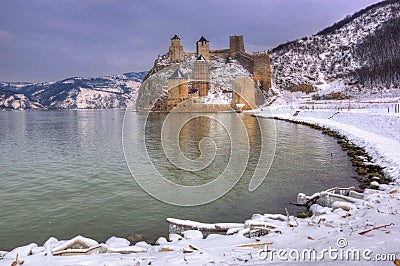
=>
[0,0,379,82]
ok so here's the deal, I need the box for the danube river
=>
[0,110,358,249]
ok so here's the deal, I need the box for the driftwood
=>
[167,218,244,235]
[237,242,273,248]
[358,223,395,235]
[11,253,19,266]
[291,196,320,207]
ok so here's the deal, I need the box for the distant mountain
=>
[0,71,147,110]
[270,0,400,92]
[0,88,42,110]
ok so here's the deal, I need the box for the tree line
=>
[352,16,400,86]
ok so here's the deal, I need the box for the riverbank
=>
[1,107,399,265]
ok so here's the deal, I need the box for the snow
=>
[270,2,400,90]
[1,102,399,265]
[105,237,130,248]
[0,73,143,110]
[182,230,203,240]
[135,55,251,108]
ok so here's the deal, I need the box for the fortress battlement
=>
[168,34,271,90]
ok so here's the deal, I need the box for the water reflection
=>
[0,110,359,250]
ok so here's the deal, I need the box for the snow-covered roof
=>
[198,36,209,43]
[171,34,180,40]
[196,55,206,61]
[169,69,185,79]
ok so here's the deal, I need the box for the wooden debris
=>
[237,242,273,248]
[358,223,395,235]
[159,247,174,252]
[11,253,18,266]
[188,245,198,251]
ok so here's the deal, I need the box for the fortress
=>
[140,35,271,112]
[168,35,271,90]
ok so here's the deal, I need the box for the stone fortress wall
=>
[168,35,271,90]
[144,34,271,112]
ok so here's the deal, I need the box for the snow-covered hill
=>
[0,72,147,110]
[0,88,42,110]
[136,56,251,109]
[270,0,400,92]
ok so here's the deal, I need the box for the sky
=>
[0,0,380,82]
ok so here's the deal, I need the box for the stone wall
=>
[210,49,230,60]
[253,53,272,89]
[168,79,188,99]
[235,52,254,74]
[229,35,245,56]
[231,77,256,110]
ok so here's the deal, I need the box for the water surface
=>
[0,110,358,249]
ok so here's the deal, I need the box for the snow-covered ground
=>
[1,103,399,265]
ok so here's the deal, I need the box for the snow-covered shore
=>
[1,107,399,265]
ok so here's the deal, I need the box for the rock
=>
[183,230,203,240]
[169,234,183,242]
[370,181,380,188]
[333,208,350,218]
[155,237,168,245]
[43,237,58,246]
[352,160,364,167]
[0,251,8,258]
[31,246,46,255]
[297,193,308,205]
[310,204,331,216]
[370,176,381,182]
[297,212,309,218]
[134,241,151,248]
[127,233,143,243]
[357,167,368,175]
[105,236,130,248]
[4,243,38,259]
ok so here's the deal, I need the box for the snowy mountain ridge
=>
[270,0,400,93]
[0,72,147,110]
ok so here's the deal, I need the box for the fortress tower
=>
[253,53,272,89]
[229,35,245,57]
[196,36,210,61]
[168,69,188,100]
[231,77,256,110]
[193,55,209,97]
[168,35,184,62]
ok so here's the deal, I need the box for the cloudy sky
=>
[0,0,379,82]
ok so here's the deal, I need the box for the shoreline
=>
[1,107,399,265]
[267,116,387,191]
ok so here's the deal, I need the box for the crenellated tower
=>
[168,34,184,62]
[196,36,210,61]
[229,35,245,57]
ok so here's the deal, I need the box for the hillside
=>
[2,1,400,110]
[136,55,251,110]
[0,88,42,110]
[270,0,400,95]
[0,72,146,110]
